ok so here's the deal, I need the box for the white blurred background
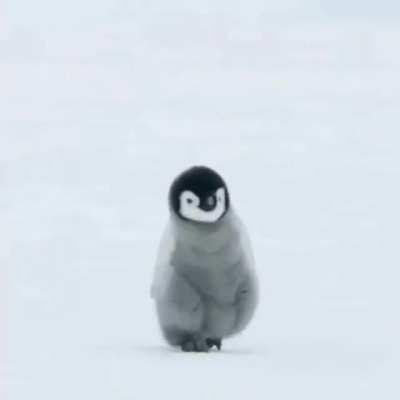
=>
[1,1,399,399]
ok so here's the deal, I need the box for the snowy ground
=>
[2,3,400,399]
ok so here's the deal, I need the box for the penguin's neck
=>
[172,210,237,254]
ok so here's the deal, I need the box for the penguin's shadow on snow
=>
[144,345,264,357]
[96,343,267,358]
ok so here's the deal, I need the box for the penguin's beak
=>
[201,195,216,211]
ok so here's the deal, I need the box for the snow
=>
[2,2,400,399]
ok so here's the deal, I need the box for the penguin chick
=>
[151,166,258,352]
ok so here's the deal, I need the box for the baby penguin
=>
[151,166,258,352]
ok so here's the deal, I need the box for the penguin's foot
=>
[181,335,209,352]
[206,338,222,351]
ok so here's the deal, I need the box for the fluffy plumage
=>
[151,167,258,352]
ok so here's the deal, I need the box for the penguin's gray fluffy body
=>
[151,166,258,352]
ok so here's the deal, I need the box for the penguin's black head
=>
[169,166,230,224]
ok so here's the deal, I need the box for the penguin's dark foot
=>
[206,338,222,351]
[181,336,209,352]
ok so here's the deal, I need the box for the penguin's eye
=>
[180,191,200,209]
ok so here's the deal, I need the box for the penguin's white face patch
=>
[179,188,226,223]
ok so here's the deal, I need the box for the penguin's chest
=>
[172,241,243,305]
